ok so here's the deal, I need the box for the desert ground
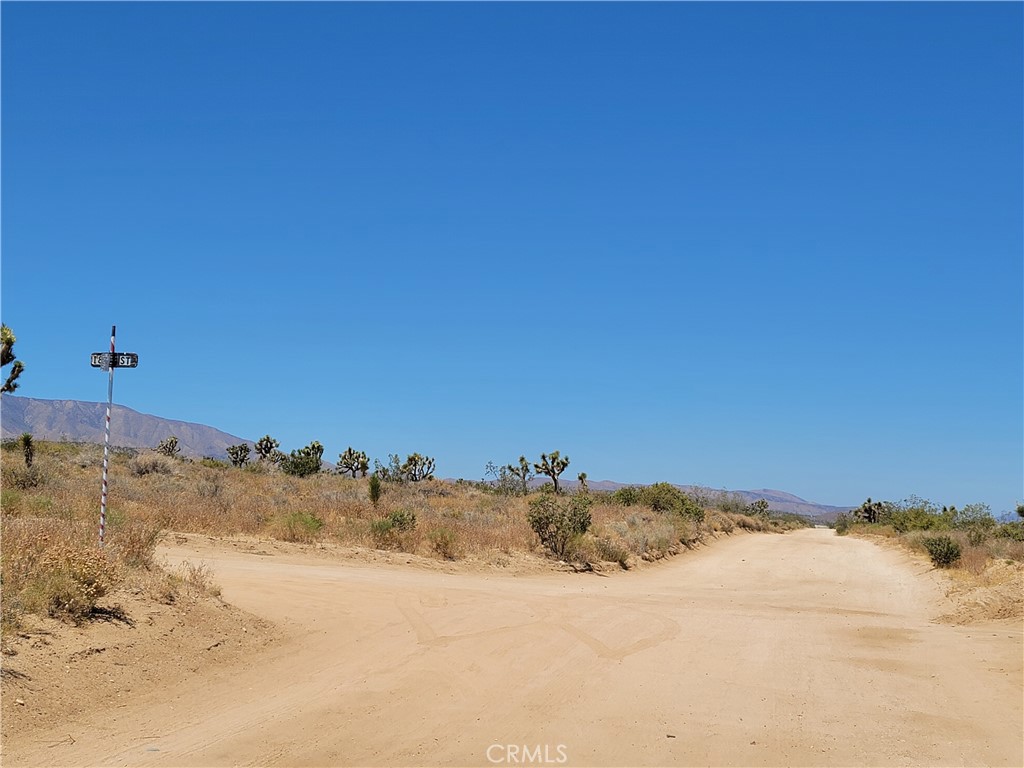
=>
[3,528,1022,767]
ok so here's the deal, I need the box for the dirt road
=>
[7,529,1022,767]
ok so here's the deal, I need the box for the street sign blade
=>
[91,352,138,369]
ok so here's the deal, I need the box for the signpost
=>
[90,327,139,546]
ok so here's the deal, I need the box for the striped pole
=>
[99,325,116,547]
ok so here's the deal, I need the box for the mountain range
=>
[0,395,852,520]
[1,395,250,460]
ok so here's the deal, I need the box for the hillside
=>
[0,395,249,460]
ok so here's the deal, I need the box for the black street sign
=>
[91,352,139,369]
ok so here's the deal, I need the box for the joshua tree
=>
[747,498,770,519]
[577,472,588,493]
[254,435,280,462]
[853,497,884,524]
[534,451,570,494]
[338,447,370,478]
[505,456,534,496]
[402,453,436,482]
[156,436,181,458]
[226,443,250,468]
[1,324,24,394]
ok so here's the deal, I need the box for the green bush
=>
[370,517,395,547]
[637,483,705,522]
[2,463,44,489]
[922,535,961,568]
[388,508,417,532]
[995,521,1024,542]
[428,526,460,560]
[833,513,851,535]
[612,486,641,506]
[280,441,324,478]
[370,509,417,549]
[272,511,323,543]
[527,494,592,558]
[368,474,382,508]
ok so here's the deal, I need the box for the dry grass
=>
[1,440,797,631]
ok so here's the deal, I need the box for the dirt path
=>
[5,529,1022,767]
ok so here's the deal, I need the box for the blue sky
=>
[2,3,1021,512]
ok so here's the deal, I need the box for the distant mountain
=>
[1,395,251,460]
[3,395,852,519]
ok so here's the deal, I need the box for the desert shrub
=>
[370,509,417,548]
[833,513,851,535]
[966,527,988,547]
[674,516,704,549]
[592,535,629,566]
[428,526,460,560]
[712,491,748,515]
[128,452,174,477]
[995,521,1024,542]
[269,511,323,543]
[889,497,951,533]
[563,533,600,566]
[178,561,221,598]
[732,513,767,532]
[19,542,120,623]
[527,493,592,558]
[280,442,323,478]
[195,471,225,499]
[388,508,417,532]
[958,545,989,576]
[0,487,22,514]
[923,535,961,568]
[243,460,267,474]
[2,463,44,489]
[638,483,705,522]
[769,512,813,530]
[708,511,735,534]
[368,474,383,507]
[370,518,395,547]
[107,517,163,568]
[640,482,683,512]
[200,457,229,469]
[612,486,642,506]
[986,536,1024,562]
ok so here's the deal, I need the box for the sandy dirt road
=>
[6,529,1022,767]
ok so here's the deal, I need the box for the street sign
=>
[91,352,139,369]
[91,326,139,548]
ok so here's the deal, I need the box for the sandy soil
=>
[3,529,1022,767]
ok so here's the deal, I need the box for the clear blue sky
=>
[2,3,1021,512]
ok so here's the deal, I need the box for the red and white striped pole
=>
[99,325,116,547]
